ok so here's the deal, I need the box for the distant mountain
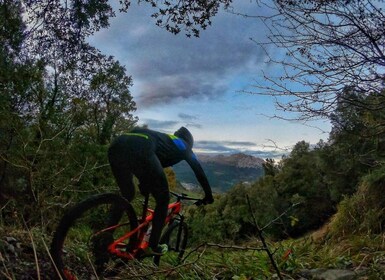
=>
[172,153,265,192]
[198,153,265,169]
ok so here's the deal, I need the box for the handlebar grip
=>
[194,200,204,206]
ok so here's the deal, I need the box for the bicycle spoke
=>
[51,194,138,279]
[154,221,188,266]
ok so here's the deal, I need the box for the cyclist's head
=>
[174,126,194,149]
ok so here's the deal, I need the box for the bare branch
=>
[261,202,301,231]
[245,0,385,120]
[246,194,283,280]
[206,242,265,251]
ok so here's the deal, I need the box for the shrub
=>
[330,165,385,237]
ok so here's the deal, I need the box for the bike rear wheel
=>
[154,220,188,265]
[50,193,138,279]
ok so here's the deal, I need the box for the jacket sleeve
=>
[185,152,212,197]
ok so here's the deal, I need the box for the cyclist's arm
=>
[185,151,213,203]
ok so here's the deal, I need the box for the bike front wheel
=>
[154,220,188,265]
[50,193,138,279]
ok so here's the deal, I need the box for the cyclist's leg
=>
[137,155,170,252]
[108,135,153,201]
[109,161,135,201]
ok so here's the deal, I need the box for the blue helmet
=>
[174,126,194,149]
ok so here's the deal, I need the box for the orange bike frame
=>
[106,200,182,260]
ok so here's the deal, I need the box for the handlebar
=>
[170,191,201,202]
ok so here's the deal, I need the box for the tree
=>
[87,58,137,144]
[320,88,385,201]
[262,158,280,177]
[0,1,138,224]
[274,141,333,236]
[0,1,46,202]
[120,0,233,37]
[248,0,385,120]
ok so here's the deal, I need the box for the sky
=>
[88,2,331,159]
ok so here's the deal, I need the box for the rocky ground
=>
[1,236,53,279]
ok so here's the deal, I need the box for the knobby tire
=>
[154,221,188,265]
[50,193,138,279]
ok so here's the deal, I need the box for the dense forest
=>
[1,0,385,279]
[187,89,385,243]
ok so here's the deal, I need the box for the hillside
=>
[1,220,384,279]
[172,153,265,192]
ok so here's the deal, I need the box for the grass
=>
[277,233,385,278]
[1,217,385,279]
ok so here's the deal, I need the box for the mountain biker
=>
[108,126,214,256]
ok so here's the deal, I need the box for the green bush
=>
[330,165,385,237]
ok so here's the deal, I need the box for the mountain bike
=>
[50,191,201,279]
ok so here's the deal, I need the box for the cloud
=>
[141,119,179,131]
[194,140,287,159]
[137,76,226,107]
[195,140,253,153]
[91,3,266,108]
[178,113,198,121]
[185,123,202,129]
[199,140,256,146]
[178,113,202,129]
[140,114,203,131]
[195,141,240,154]
[250,150,286,160]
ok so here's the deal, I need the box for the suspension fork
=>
[175,214,185,251]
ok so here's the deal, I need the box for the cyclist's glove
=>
[194,194,214,206]
[194,200,204,206]
[204,195,214,204]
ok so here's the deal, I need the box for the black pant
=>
[108,135,170,249]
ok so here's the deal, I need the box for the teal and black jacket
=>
[109,128,212,249]
[127,128,212,197]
